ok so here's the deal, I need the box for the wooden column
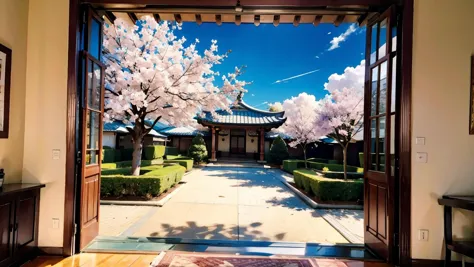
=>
[259,128,265,162]
[211,127,217,161]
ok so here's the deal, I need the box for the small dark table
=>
[438,195,474,266]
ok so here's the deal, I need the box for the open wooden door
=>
[78,8,105,250]
[363,6,399,262]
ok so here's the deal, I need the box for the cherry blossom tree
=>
[268,102,283,112]
[279,93,321,168]
[315,88,363,179]
[103,17,247,175]
[316,60,365,179]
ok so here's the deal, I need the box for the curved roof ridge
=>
[239,100,285,117]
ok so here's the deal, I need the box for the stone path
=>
[100,166,348,244]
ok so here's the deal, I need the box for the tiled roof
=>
[265,131,292,140]
[103,121,167,138]
[198,100,286,127]
[160,126,210,137]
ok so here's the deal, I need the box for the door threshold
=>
[83,236,379,261]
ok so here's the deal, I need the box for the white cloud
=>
[273,69,320,84]
[328,24,357,51]
[327,32,332,35]
[251,94,255,97]
[324,60,365,94]
[315,56,320,59]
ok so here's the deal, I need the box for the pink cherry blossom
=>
[103,17,248,175]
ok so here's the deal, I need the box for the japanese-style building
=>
[197,94,286,162]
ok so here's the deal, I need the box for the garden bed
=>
[101,181,183,201]
[293,169,363,203]
[288,181,363,206]
[101,165,186,199]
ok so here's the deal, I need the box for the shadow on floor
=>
[149,220,287,242]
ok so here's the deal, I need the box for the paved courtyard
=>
[100,167,362,244]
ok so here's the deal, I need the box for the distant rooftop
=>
[197,94,286,128]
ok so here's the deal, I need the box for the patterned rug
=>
[150,252,356,267]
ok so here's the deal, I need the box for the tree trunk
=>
[342,144,348,180]
[302,144,308,169]
[131,135,143,176]
[131,122,145,176]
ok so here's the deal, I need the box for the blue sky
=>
[174,22,366,108]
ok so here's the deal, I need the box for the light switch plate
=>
[418,229,429,241]
[52,218,60,229]
[415,137,426,145]
[416,152,428,163]
[52,149,60,160]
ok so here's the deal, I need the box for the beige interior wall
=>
[0,0,29,183]
[246,132,258,153]
[411,0,474,260]
[218,135,230,152]
[22,0,69,248]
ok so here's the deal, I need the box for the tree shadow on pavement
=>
[148,220,287,242]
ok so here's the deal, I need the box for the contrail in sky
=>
[272,69,320,84]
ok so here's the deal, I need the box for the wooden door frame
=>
[63,0,413,264]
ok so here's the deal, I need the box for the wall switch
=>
[418,229,429,241]
[52,218,60,229]
[52,149,60,160]
[415,137,426,145]
[416,152,428,163]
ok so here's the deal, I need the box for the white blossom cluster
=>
[103,16,248,131]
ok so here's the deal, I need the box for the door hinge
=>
[394,233,399,247]
[74,223,78,235]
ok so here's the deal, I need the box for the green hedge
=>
[322,171,364,179]
[102,149,115,163]
[143,145,166,160]
[328,159,341,164]
[165,146,180,156]
[308,162,363,173]
[358,153,364,168]
[283,160,306,174]
[165,155,182,160]
[283,159,363,174]
[293,169,363,201]
[101,159,164,170]
[164,157,193,171]
[307,158,329,163]
[101,165,185,198]
[102,148,122,163]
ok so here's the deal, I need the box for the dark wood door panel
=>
[0,201,13,264]
[16,196,36,248]
[82,174,100,225]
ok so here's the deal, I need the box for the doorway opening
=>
[64,1,413,265]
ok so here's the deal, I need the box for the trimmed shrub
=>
[164,157,193,171]
[101,165,185,198]
[328,159,340,164]
[359,153,364,168]
[293,169,363,201]
[102,149,116,163]
[307,158,329,163]
[121,148,134,161]
[268,136,289,165]
[114,149,123,162]
[308,162,363,173]
[165,146,180,156]
[101,159,164,170]
[143,145,166,160]
[283,160,306,174]
[321,171,364,180]
[187,134,208,163]
[166,155,182,160]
